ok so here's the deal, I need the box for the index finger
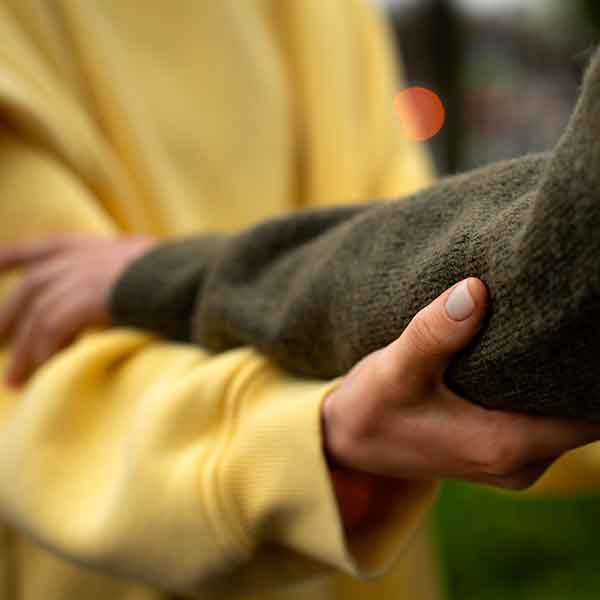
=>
[0,237,71,272]
[512,412,600,460]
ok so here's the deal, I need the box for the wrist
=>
[321,388,409,532]
[320,386,351,471]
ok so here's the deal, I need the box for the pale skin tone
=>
[1,234,600,499]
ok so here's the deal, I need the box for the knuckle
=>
[23,271,47,294]
[29,299,56,336]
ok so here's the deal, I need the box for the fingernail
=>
[446,279,475,321]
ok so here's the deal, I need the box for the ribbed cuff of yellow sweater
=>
[219,367,439,582]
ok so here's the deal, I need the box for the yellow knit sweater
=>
[0,1,443,598]
[0,2,597,599]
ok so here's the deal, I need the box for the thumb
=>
[387,277,488,388]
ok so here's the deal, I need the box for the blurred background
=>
[375,1,600,598]
[378,0,600,173]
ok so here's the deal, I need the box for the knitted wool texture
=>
[112,49,600,418]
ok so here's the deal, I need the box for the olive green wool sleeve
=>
[112,48,600,419]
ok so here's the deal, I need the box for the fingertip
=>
[465,277,488,309]
[445,279,474,322]
[445,277,488,324]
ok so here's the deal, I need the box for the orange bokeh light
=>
[394,87,446,141]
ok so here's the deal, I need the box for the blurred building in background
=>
[378,0,599,173]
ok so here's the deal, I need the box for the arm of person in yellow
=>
[0,126,440,595]
[0,0,444,593]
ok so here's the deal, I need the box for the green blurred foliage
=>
[434,482,600,600]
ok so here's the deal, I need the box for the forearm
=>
[109,234,228,342]
[108,154,548,408]
[0,128,435,594]
[0,332,436,595]
[108,203,373,348]
[111,116,600,421]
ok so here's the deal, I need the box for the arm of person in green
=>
[110,44,600,421]
[3,228,600,492]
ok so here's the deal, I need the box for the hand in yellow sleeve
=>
[0,235,156,386]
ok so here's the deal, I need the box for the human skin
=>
[1,235,600,529]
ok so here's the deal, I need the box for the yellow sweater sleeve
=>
[0,1,438,595]
[0,129,437,596]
